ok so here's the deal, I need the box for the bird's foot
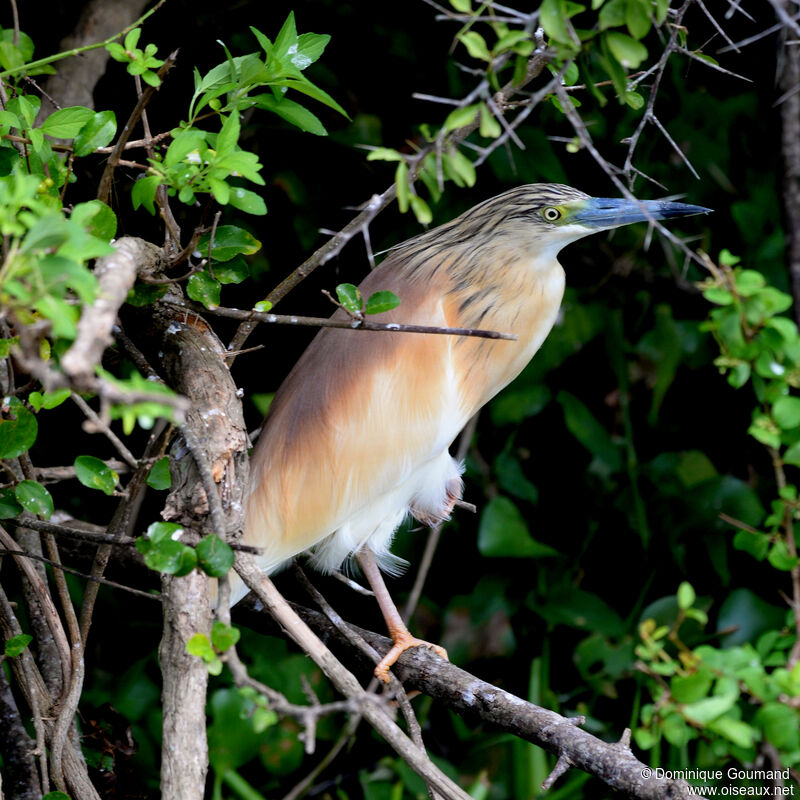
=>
[374,633,448,683]
[410,477,463,527]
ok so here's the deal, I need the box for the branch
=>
[235,558,473,800]
[166,299,517,341]
[239,600,706,800]
[0,0,167,80]
[60,237,164,387]
[96,49,179,205]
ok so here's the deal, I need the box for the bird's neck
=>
[444,246,566,412]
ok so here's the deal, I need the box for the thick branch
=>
[60,237,163,386]
[238,600,704,800]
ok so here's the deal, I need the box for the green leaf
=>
[707,716,757,749]
[0,487,23,518]
[365,147,404,162]
[662,712,694,748]
[443,104,480,134]
[211,620,241,652]
[444,148,476,187]
[293,32,331,69]
[494,450,538,504]
[42,792,72,800]
[768,539,800,571]
[335,283,362,314]
[395,160,409,213]
[677,581,695,610]
[733,529,769,560]
[479,103,501,138]
[137,522,197,576]
[773,396,800,429]
[216,112,240,157]
[539,0,578,44]
[755,702,800,750]
[605,31,648,69]
[165,128,208,167]
[557,391,622,474]
[71,199,117,241]
[269,75,349,119]
[213,256,250,285]
[671,668,714,704]
[256,94,327,135]
[364,291,400,315]
[15,480,53,519]
[533,585,624,635]
[126,282,168,306]
[4,633,33,657]
[625,91,644,109]
[409,194,432,225]
[477,496,558,558]
[187,632,214,659]
[197,225,261,262]
[625,0,651,39]
[40,106,96,139]
[74,455,119,496]
[0,337,19,358]
[734,269,766,296]
[73,110,117,157]
[187,271,221,309]
[0,397,38,458]
[703,287,734,305]
[131,175,161,214]
[491,384,551,425]
[456,32,491,61]
[196,534,235,578]
[227,186,267,215]
[682,692,738,725]
[146,457,171,490]
[783,440,800,466]
[251,393,274,416]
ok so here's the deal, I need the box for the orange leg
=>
[356,548,448,683]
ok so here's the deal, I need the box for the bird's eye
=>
[543,207,561,222]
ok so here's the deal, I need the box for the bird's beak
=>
[570,197,712,230]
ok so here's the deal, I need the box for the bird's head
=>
[469,183,711,257]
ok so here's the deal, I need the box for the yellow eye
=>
[543,207,561,222]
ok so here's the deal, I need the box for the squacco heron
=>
[240,183,709,681]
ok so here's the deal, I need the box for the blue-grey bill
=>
[574,197,713,229]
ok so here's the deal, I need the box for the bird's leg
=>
[356,548,448,683]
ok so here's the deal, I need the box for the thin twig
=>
[166,299,517,341]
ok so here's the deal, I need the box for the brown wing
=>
[244,264,473,571]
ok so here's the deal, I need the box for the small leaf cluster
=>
[186,226,261,310]
[0,171,113,340]
[538,0,668,108]
[136,523,235,579]
[0,393,123,523]
[1,96,117,191]
[187,621,241,676]
[106,27,164,87]
[135,14,347,218]
[635,583,800,769]
[700,252,800,571]
[95,367,181,434]
[367,144,478,225]
[334,283,401,318]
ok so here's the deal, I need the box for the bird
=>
[239,183,710,681]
